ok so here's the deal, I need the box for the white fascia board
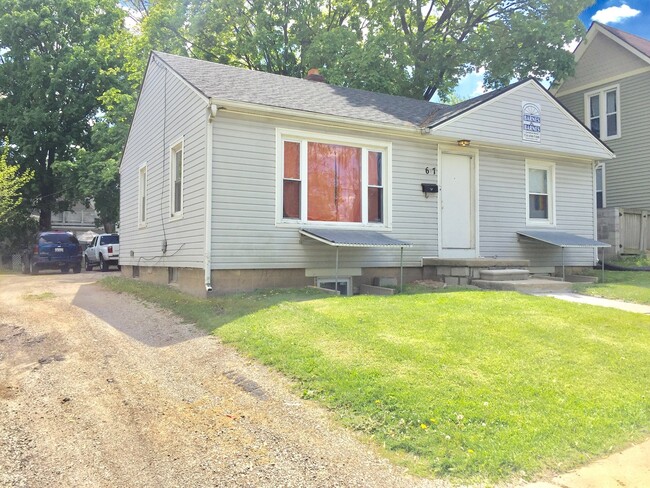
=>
[553,24,650,95]
[554,66,650,97]
[594,25,650,65]
[152,52,210,104]
[208,97,423,137]
[428,80,615,161]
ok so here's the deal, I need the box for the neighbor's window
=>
[586,86,620,140]
[280,135,387,225]
[526,161,555,225]
[596,164,605,209]
[139,165,147,226]
[170,141,183,216]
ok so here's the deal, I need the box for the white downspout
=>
[204,100,218,292]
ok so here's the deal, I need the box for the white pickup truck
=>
[84,234,120,271]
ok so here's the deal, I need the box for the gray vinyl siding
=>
[479,150,596,267]
[433,83,612,161]
[119,61,208,268]
[555,32,647,96]
[558,71,650,209]
[210,110,597,271]
[211,112,438,270]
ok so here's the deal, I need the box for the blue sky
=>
[448,1,650,101]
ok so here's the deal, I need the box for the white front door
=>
[440,153,477,257]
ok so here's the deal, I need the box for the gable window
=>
[585,86,620,140]
[138,165,147,227]
[279,132,388,226]
[596,164,605,209]
[526,160,555,225]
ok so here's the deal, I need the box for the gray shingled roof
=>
[154,51,448,129]
[154,52,546,131]
[597,22,650,59]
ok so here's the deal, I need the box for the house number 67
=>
[425,166,436,175]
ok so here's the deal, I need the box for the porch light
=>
[457,139,471,147]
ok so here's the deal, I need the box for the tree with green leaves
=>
[126,0,589,100]
[0,0,125,230]
[0,140,34,224]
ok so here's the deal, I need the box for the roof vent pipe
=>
[306,68,326,82]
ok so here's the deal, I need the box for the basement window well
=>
[317,277,351,296]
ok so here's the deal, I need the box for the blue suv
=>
[21,231,83,274]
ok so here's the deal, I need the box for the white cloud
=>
[591,4,641,24]
[471,68,486,96]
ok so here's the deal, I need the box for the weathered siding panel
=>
[479,150,596,267]
[433,82,612,160]
[558,71,650,208]
[555,32,648,96]
[211,112,438,270]
[119,61,208,268]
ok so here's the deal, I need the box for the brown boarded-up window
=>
[283,141,301,219]
[307,142,361,222]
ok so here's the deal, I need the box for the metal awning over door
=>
[299,228,412,292]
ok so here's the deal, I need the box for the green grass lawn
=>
[575,271,650,305]
[102,278,650,484]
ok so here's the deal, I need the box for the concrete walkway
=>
[533,292,650,314]
[526,439,650,487]
[525,292,650,487]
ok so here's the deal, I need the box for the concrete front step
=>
[472,278,573,293]
[479,269,530,281]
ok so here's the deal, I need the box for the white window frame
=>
[595,163,606,209]
[275,129,392,229]
[584,85,621,141]
[170,139,184,219]
[138,164,147,228]
[525,160,556,227]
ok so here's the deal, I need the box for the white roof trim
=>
[554,23,650,94]
[428,80,614,160]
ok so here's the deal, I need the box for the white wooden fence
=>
[620,208,650,255]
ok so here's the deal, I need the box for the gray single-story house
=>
[119,52,613,296]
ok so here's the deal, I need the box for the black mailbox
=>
[421,183,439,194]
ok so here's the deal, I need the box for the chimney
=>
[306,68,325,83]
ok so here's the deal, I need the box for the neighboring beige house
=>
[119,52,612,296]
[51,202,102,243]
[554,22,650,210]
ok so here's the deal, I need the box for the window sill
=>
[601,134,621,142]
[169,213,184,222]
[526,220,556,228]
[276,220,391,231]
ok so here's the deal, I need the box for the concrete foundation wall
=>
[121,265,431,296]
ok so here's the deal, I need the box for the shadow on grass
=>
[96,277,340,334]
[94,277,468,336]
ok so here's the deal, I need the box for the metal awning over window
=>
[300,228,412,292]
[517,230,610,280]
[299,228,412,248]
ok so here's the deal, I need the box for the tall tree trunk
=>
[38,149,56,230]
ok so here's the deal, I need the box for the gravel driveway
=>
[0,272,441,488]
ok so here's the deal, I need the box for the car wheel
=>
[73,265,81,274]
[100,254,109,272]
[29,260,38,275]
[61,266,70,274]
[85,257,93,271]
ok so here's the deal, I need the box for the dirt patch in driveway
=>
[0,272,443,487]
